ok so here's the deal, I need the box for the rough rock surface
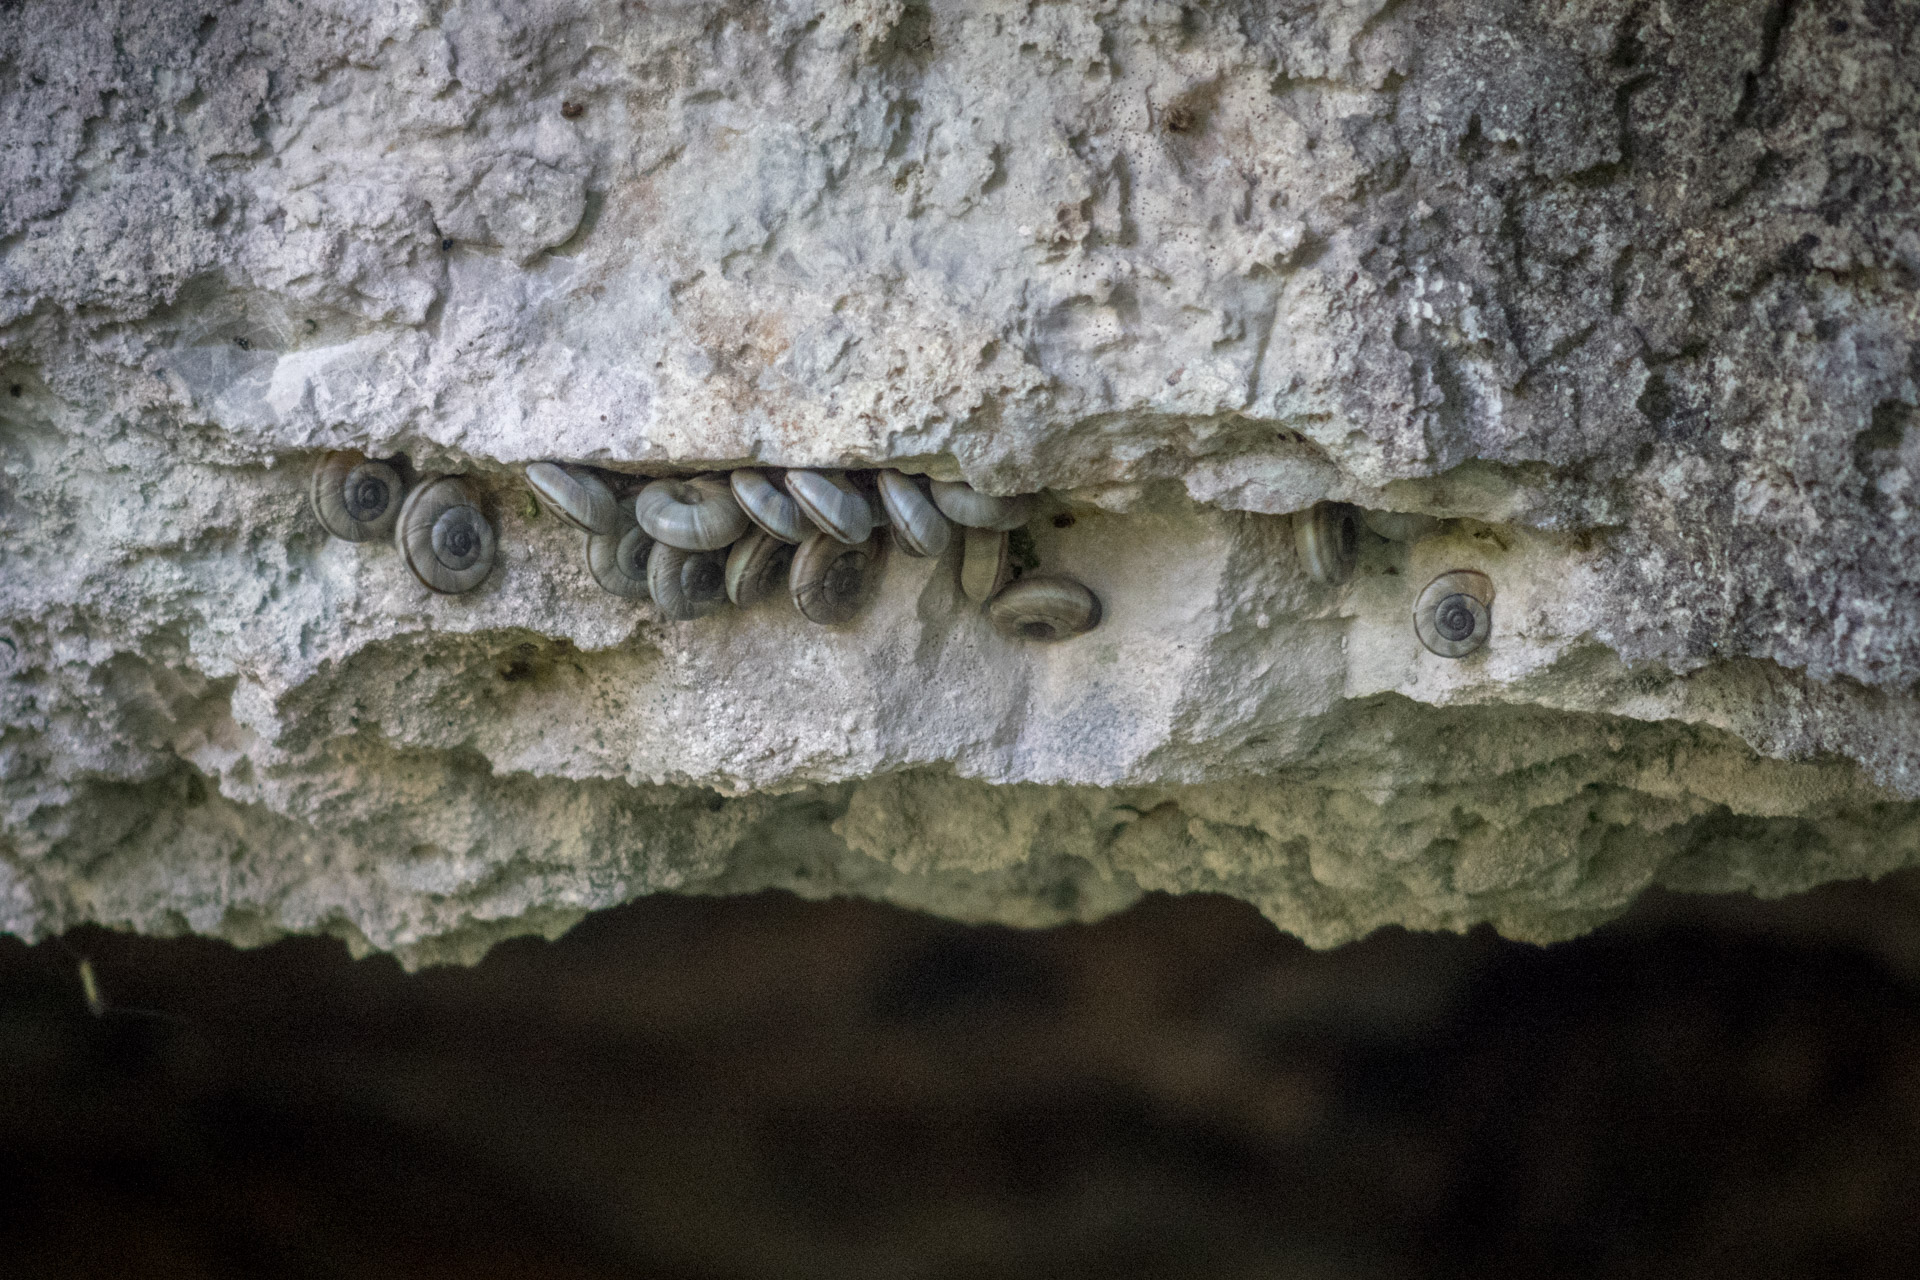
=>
[2,0,1918,965]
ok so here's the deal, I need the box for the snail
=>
[634,475,750,551]
[586,521,653,599]
[647,543,730,620]
[987,575,1102,642]
[1295,500,1360,585]
[790,529,883,625]
[958,526,1010,603]
[730,468,810,544]
[396,475,496,594]
[786,469,876,544]
[1414,569,1494,658]
[928,478,1034,531]
[725,528,796,608]
[525,462,622,535]
[1364,510,1441,544]
[874,469,951,558]
[311,451,406,541]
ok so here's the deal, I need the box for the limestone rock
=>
[2,0,1918,965]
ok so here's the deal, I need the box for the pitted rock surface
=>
[2,0,1918,964]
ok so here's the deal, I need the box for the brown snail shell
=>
[958,526,1010,603]
[725,528,796,608]
[526,462,622,535]
[634,475,750,551]
[1295,501,1360,585]
[1414,569,1495,658]
[396,475,496,594]
[874,469,952,558]
[790,529,883,625]
[929,478,1034,531]
[987,575,1102,642]
[311,451,405,541]
[647,543,730,620]
[586,521,653,599]
[786,469,876,545]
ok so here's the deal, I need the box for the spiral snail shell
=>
[929,478,1034,531]
[958,526,1010,603]
[987,575,1102,642]
[525,462,622,535]
[1414,569,1494,658]
[311,451,406,541]
[634,475,750,552]
[790,530,883,625]
[725,528,796,608]
[874,469,952,558]
[647,543,730,620]
[1295,501,1360,586]
[586,522,654,599]
[786,470,876,545]
[730,468,810,544]
[396,475,496,594]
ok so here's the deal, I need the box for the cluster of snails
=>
[1293,501,1496,659]
[309,453,1103,642]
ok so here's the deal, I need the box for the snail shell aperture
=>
[587,521,653,599]
[987,575,1102,642]
[1295,500,1360,585]
[634,475,750,551]
[929,478,1034,531]
[396,475,496,594]
[526,462,621,535]
[875,469,952,558]
[647,543,730,620]
[790,530,883,625]
[959,526,1010,603]
[786,469,876,545]
[726,528,796,608]
[730,468,809,544]
[312,451,405,541]
[1414,569,1495,658]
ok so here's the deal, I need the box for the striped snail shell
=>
[725,528,796,608]
[987,575,1102,642]
[634,475,750,551]
[928,478,1034,531]
[647,543,730,620]
[790,529,883,625]
[586,521,653,599]
[729,468,810,544]
[786,470,876,545]
[525,462,622,535]
[874,469,952,558]
[958,526,1010,603]
[311,451,405,541]
[1295,501,1360,585]
[396,475,496,594]
[1414,570,1494,658]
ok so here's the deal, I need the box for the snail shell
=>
[311,451,405,541]
[928,478,1035,531]
[874,469,952,558]
[1364,509,1442,544]
[958,526,1010,603]
[634,475,750,551]
[647,543,730,620]
[725,528,796,608]
[586,521,653,599]
[790,530,883,625]
[1414,569,1495,658]
[525,462,622,535]
[1295,501,1360,585]
[396,475,496,594]
[730,468,809,544]
[987,574,1102,642]
[786,469,876,545]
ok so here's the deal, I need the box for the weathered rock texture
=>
[3,0,1919,965]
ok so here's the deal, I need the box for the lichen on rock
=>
[2,0,1918,966]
